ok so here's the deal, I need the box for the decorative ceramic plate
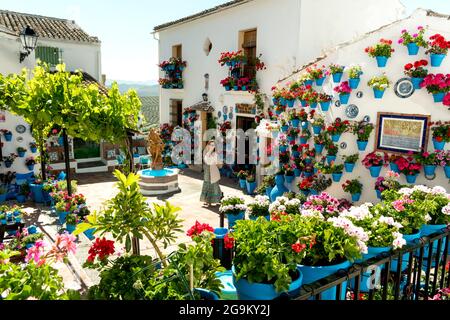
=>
[356,91,364,98]
[15,125,26,134]
[394,78,414,98]
[345,104,359,119]
[363,115,371,122]
[340,142,347,149]
[335,100,341,108]
[217,111,222,118]
[223,106,228,114]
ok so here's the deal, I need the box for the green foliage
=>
[342,153,359,164]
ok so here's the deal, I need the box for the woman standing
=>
[200,140,222,207]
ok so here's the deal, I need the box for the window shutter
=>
[35,46,60,66]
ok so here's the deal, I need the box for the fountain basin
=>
[138,168,180,196]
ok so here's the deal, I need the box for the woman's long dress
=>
[200,164,222,204]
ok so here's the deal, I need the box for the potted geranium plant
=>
[283,164,295,185]
[310,111,325,135]
[374,171,401,199]
[342,179,363,202]
[287,127,300,144]
[309,174,332,195]
[306,64,328,86]
[347,65,363,89]
[415,151,438,177]
[313,133,326,154]
[0,129,12,141]
[220,77,234,91]
[388,154,404,173]
[299,129,311,145]
[318,93,332,112]
[431,121,450,150]
[324,141,339,165]
[342,153,359,173]
[326,117,350,143]
[328,63,345,83]
[298,72,314,87]
[246,195,270,221]
[362,152,388,178]
[25,156,36,171]
[29,142,38,153]
[351,120,374,151]
[333,81,352,104]
[404,59,429,90]
[395,155,422,183]
[328,163,344,182]
[297,176,313,197]
[367,74,390,99]
[65,213,78,234]
[17,147,27,158]
[219,196,247,230]
[398,26,427,55]
[288,109,300,128]
[365,38,395,67]
[246,174,257,195]
[425,33,450,67]
[303,87,319,109]
[436,150,450,179]
[236,170,248,189]
[420,73,450,103]
[3,153,17,168]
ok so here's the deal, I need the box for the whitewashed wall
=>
[274,10,450,203]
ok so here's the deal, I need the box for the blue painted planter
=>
[339,93,350,104]
[433,92,445,103]
[4,133,12,141]
[424,165,437,176]
[265,187,273,198]
[406,174,418,184]
[58,136,64,146]
[291,119,300,128]
[249,215,270,222]
[390,163,400,173]
[304,171,313,178]
[16,194,26,203]
[280,98,286,106]
[239,179,247,189]
[310,189,319,195]
[84,228,96,240]
[348,78,361,89]
[369,166,382,178]
[28,226,37,234]
[304,79,313,86]
[18,151,26,158]
[241,86,247,91]
[351,193,361,202]
[227,212,245,230]
[285,175,295,184]
[301,190,310,197]
[270,176,288,202]
[407,43,419,55]
[344,162,355,173]
[58,211,69,225]
[275,109,282,116]
[391,231,421,272]
[27,164,35,171]
[433,139,446,151]
[326,155,336,165]
[300,99,308,107]
[287,99,295,108]
[312,126,322,135]
[30,147,37,153]
[0,219,6,225]
[294,168,301,177]
[30,183,44,203]
[292,151,300,158]
[281,125,289,133]
[445,166,450,179]
[331,134,341,143]
[315,77,326,86]
[275,174,285,186]
[225,86,231,91]
[351,246,391,292]
[309,102,317,109]
[315,144,324,154]
[298,260,351,300]
[320,101,331,112]
[42,192,52,204]
[66,224,76,234]
[233,86,239,91]
[299,137,307,145]
[233,266,303,300]
[332,173,343,182]
[411,77,423,90]
[280,145,288,153]
[246,181,257,195]
[376,190,382,199]
[430,53,446,67]
[357,140,368,151]
[301,121,309,130]
[332,72,343,83]
[376,56,388,68]
[272,97,278,105]
[373,88,385,99]
[4,161,12,168]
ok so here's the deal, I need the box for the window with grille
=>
[35,46,61,66]
[170,99,183,127]
[240,29,257,79]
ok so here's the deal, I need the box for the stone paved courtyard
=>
[22,169,252,293]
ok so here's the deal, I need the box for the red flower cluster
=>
[87,238,115,263]
[333,81,352,94]
[224,234,234,249]
[404,60,429,78]
[291,243,306,253]
[396,156,422,175]
[297,177,313,191]
[186,221,214,238]
[326,118,350,135]
[428,34,450,53]
[362,152,388,168]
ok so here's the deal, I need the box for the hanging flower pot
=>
[369,166,382,178]
[279,98,286,106]
[239,179,247,189]
[326,155,336,165]
[287,99,295,108]
[304,79,313,86]
[432,139,446,151]
[319,100,331,112]
[4,133,12,141]
[410,77,423,90]
[445,166,450,179]
[285,175,295,184]
[312,126,322,135]
[424,165,437,176]
[291,119,300,128]
[390,163,400,173]
[375,56,389,67]
[300,99,308,107]
[299,137,307,145]
[331,134,341,143]
[27,164,35,171]
[348,78,361,89]
[294,168,301,177]
[373,88,385,99]
[301,121,309,130]
[332,72,343,83]
[357,140,368,151]
[339,93,350,104]
[272,97,278,105]
[315,77,326,86]
[280,145,288,153]
[30,146,37,153]
[332,173,343,182]
[281,125,289,133]
[405,174,418,184]
[351,193,361,202]
[430,53,446,67]
[309,102,317,109]
[4,161,12,168]
[292,151,300,158]
[432,92,445,103]
[315,143,324,154]
[344,162,355,173]
[407,43,420,55]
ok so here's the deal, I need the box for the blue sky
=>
[0,0,449,82]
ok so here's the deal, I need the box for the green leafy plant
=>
[65,213,78,225]
[246,195,270,218]
[342,154,359,164]
[367,74,391,91]
[352,120,374,142]
[342,179,363,195]
[348,65,363,79]
[329,63,345,74]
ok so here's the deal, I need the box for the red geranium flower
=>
[87,237,115,263]
[224,234,234,249]
[186,221,214,238]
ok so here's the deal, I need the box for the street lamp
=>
[19,26,38,63]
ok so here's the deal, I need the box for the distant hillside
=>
[106,80,159,97]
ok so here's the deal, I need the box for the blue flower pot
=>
[0,219,6,225]
[272,97,278,105]
[4,161,12,168]
[280,145,288,153]
[30,147,37,153]
[298,260,351,300]
[18,151,25,158]
[301,190,310,197]
[375,56,388,68]
[445,166,450,179]
[271,176,288,202]
[407,43,419,55]
[339,93,350,104]
[299,137,307,145]
[351,193,361,202]
[310,189,319,195]
[275,174,285,186]
[357,140,368,151]
[320,101,331,112]
[291,119,300,128]
[304,79,313,86]
[344,162,355,173]
[376,189,382,199]
[280,98,286,106]
[332,173,343,182]
[66,224,76,234]
[430,53,446,67]
[233,86,239,91]
[331,134,341,143]
[369,166,382,178]
[28,226,37,234]
[332,72,343,83]
[16,194,26,203]
[30,183,44,203]
[58,211,69,225]
[27,164,35,171]
[351,246,391,292]
[285,175,295,184]
[326,155,336,165]
[418,224,447,262]
[239,179,247,189]
[411,77,423,90]
[83,228,96,240]
[315,77,326,86]
[390,163,400,173]
[287,99,295,108]
[433,139,446,151]
[4,133,12,141]
[246,181,257,195]
[406,174,418,184]
[292,151,300,158]
[349,78,361,89]
[315,143,324,154]
[265,187,273,198]
[281,125,289,133]
[309,102,317,109]
[312,126,322,135]
[294,168,301,177]
[225,86,231,91]
[373,88,385,99]
[433,92,445,103]
[241,86,247,91]
[424,165,436,176]
[391,231,421,272]
[227,212,245,230]
[58,136,64,146]
[233,265,303,300]
[301,121,309,130]
[304,171,313,178]
[300,99,308,107]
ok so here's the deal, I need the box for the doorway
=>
[73,138,100,159]
[235,116,256,171]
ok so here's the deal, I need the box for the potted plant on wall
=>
[328,63,345,83]
[342,154,359,173]
[374,170,401,199]
[29,142,38,153]
[17,147,27,158]
[3,153,17,168]
[0,129,12,141]
[310,111,324,135]
[436,150,450,179]
[309,174,332,195]
[367,74,391,99]
[326,117,350,143]
[365,38,395,67]
[306,64,328,86]
[333,81,352,104]
[318,93,333,112]
[425,33,450,67]
[362,152,388,178]
[398,26,427,55]
[219,196,247,230]
[25,156,36,171]
[395,155,422,183]
[403,59,429,90]
[414,151,438,177]
[313,133,326,154]
[342,179,363,202]
[420,73,450,103]
[220,77,234,91]
[347,65,363,89]
[324,141,339,165]
[351,120,374,151]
